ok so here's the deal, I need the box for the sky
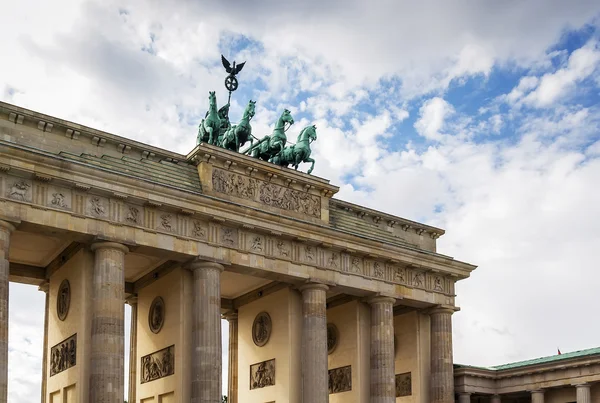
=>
[2,0,600,401]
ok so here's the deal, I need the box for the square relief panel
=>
[250,358,275,390]
[219,226,238,248]
[124,204,144,226]
[86,195,109,218]
[190,219,208,240]
[246,233,265,254]
[272,238,291,259]
[47,186,72,210]
[156,212,176,233]
[6,178,32,202]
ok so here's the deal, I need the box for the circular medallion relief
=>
[57,279,70,321]
[327,323,339,354]
[148,296,165,334]
[252,312,272,347]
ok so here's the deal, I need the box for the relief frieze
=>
[328,365,351,394]
[395,372,412,397]
[50,333,76,376]
[141,345,175,384]
[250,359,275,390]
[212,168,321,218]
[7,179,32,202]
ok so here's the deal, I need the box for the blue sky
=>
[1,0,600,401]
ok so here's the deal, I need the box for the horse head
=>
[298,124,317,143]
[281,109,295,126]
[208,91,217,107]
[245,100,256,119]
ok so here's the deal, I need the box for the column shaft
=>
[225,312,238,403]
[531,390,544,403]
[127,297,138,403]
[300,283,329,403]
[89,242,128,403]
[458,393,471,403]
[430,307,455,403]
[190,262,223,403]
[490,394,502,403]
[369,296,396,403]
[576,384,591,403]
[39,282,50,403]
[0,220,15,403]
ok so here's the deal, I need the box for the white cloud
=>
[414,97,455,141]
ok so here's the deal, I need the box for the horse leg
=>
[235,131,240,152]
[305,157,315,174]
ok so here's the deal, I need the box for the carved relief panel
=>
[250,359,275,390]
[395,372,412,397]
[6,179,32,202]
[50,334,77,376]
[47,186,72,210]
[57,279,70,321]
[212,168,321,218]
[148,297,165,334]
[328,365,351,394]
[141,345,175,384]
[252,311,272,347]
[87,195,109,218]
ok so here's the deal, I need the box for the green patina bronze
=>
[196,55,319,174]
[220,99,256,152]
[245,109,294,162]
[197,91,221,145]
[270,124,317,174]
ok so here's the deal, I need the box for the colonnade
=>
[0,219,456,403]
[458,383,593,402]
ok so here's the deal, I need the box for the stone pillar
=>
[89,242,128,403]
[39,281,50,403]
[531,390,544,403]
[458,392,471,403]
[126,296,138,403]
[368,296,396,403]
[0,220,15,403]
[189,261,224,403]
[576,384,591,403]
[224,311,238,403]
[299,283,329,403]
[430,307,455,403]
[490,394,502,403]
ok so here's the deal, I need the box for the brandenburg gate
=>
[0,99,475,402]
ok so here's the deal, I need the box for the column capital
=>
[427,304,459,316]
[125,295,138,306]
[222,311,238,321]
[38,280,49,293]
[90,241,129,254]
[298,282,329,293]
[185,260,225,273]
[0,220,16,233]
[574,383,591,388]
[530,389,545,394]
[366,295,396,306]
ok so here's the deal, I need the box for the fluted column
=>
[299,283,329,403]
[490,394,501,403]
[576,384,591,403]
[224,311,238,403]
[458,392,471,403]
[531,390,544,403]
[368,296,396,403]
[189,261,224,403]
[430,307,455,403]
[0,220,15,403]
[89,242,128,403]
[126,296,138,403]
[39,281,50,403]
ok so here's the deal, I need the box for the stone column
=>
[189,261,224,403]
[39,281,50,403]
[458,392,471,403]
[490,394,502,403]
[368,296,396,403]
[126,296,138,403]
[299,283,329,403]
[576,384,591,403]
[224,311,238,403]
[0,220,15,403]
[89,242,128,403]
[531,390,544,403]
[430,307,455,403]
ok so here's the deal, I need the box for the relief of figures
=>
[212,169,258,199]
[211,168,321,218]
[328,366,352,394]
[8,180,30,201]
[50,334,77,376]
[141,345,175,384]
[252,311,272,347]
[395,372,412,397]
[250,359,275,390]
